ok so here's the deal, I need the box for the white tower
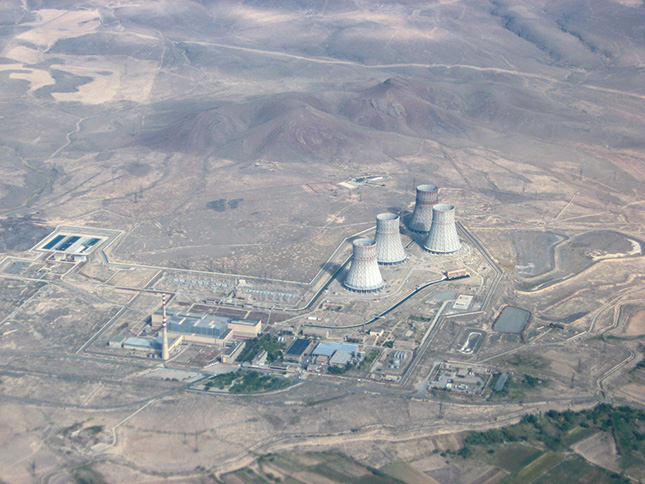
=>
[375,213,406,265]
[423,204,461,253]
[344,238,385,292]
[161,293,169,361]
[409,184,439,233]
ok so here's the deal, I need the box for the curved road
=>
[305,276,449,330]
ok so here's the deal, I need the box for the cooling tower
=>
[375,213,406,265]
[423,204,461,253]
[344,238,385,292]
[408,184,439,233]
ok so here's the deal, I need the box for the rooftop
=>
[285,338,311,356]
[313,342,358,357]
[167,314,229,338]
[155,309,260,328]
[123,336,175,350]
[329,350,353,366]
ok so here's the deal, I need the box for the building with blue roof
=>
[312,342,358,357]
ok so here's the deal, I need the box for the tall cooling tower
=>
[344,238,385,292]
[408,184,439,233]
[375,213,406,265]
[423,204,461,253]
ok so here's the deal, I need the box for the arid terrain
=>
[0,0,644,483]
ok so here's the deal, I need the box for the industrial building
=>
[446,269,468,279]
[374,213,406,265]
[151,309,261,345]
[344,238,385,292]
[284,338,313,362]
[423,204,462,253]
[329,350,353,367]
[408,184,439,233]
[41,234,103,254]
[429,363,490,395]
[453,294,474,310]
[108,333,183,358]
[221,341,246,363]
[123,335,182,353]
[312,342,358,365]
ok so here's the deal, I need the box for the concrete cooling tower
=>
[375,213,406,265]
[423,204,461,253]
[408,184,439,233]
[344,238,385,292]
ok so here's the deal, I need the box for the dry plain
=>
[0,0,645,482]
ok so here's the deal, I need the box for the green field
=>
[535,455,629,484]
[204,371,238,389]
[561,426,598,447]
[224,452,406,484]
[486,444,543,473]
[72,465,108,484]
[237,335,285,363]
[381,461,437,484]
[204,370,290,394]
[509,452,564,483]
[458,405,642,484]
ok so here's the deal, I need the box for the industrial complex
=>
[83,184,494,386]
[2,174,643,482]
[4,176,639,432]
[4,185,490,381]
[2,2,643,481]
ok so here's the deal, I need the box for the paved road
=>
[457,222,503,312]
[306,276,447,330]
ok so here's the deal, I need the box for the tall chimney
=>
[161,293,169,361]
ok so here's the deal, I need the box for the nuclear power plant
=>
[344,238,385,292]
[375,213,406,265]
[344,183,465,292]
[408,184,439,233]
[423,204,462,253]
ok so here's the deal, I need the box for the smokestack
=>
[423,204,461,253]
[408,184,439,233]
[375,213,406,265]
[161,293,169,361]
[344,238,385,292]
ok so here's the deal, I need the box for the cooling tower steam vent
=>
[409,184,439,233]
[375,213,406,265]
[423,204,461,253]
[344,238,385,292]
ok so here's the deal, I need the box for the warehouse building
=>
[119,334,183,356]
[152,309,261,345]
[284,338,312,362]
[312,342,358,365]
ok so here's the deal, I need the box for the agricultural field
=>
[222,452,406,484]
[456,405,644,483]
